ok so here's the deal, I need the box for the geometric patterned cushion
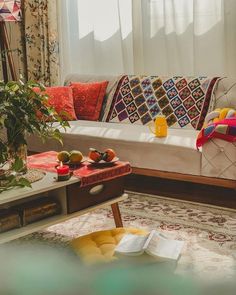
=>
[196,117,236,148]
[70,228,147,265]
[201,138,236,180]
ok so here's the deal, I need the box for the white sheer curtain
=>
[58,0,236,80]
[59,0,133,78]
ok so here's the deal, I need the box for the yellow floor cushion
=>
[71,228,147,265]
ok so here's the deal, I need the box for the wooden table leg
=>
[111,203,123,228]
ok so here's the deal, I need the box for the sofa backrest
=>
[64,74,236,127]
[64,73,120,97]
[213,77,236,110]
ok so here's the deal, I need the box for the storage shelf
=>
[0,172,79,206]
[0,214,64,244]
[0,194,128,244]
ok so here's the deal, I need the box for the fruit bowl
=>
[87,157,119,166]
[88,148,117,165]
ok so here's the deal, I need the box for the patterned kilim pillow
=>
[103,75,219,130]
[196,108,236,148]
[70,81,108,121]
[204,108,236,126]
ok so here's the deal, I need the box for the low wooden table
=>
[0,172,127,244]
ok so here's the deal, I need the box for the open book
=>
[115,230,184,260]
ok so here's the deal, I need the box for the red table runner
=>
[27,151,132,187]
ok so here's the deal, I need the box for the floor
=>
[125,174,236,209]
[17,192,236,279]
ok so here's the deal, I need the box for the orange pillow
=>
[34,86,77,121]
[70,81,108,121]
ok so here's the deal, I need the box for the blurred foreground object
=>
[0,243,235,295]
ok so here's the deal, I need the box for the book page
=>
[143,230,156,250]
[115,234,148,255]
[145,232,184,260]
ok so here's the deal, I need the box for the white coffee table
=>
[0,172,127,244]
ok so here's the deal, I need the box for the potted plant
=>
[0,78,69,192]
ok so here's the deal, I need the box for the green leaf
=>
[10,84,20,92]
[6,81,17,88]
[11,157,24,172]
[63,121,70,128]
[18,177,32,188]
[0,175,31,193]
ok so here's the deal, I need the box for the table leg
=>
[111,203,123,228]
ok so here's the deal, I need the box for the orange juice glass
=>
[149,115,168,137]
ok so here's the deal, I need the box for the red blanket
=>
[196,118,236,148]
[27,151,132,187]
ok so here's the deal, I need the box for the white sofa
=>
[27,75,236,188]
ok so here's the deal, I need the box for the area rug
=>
[16,191,236,278]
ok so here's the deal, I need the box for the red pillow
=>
[34,86,77,121]
[70,81,108,121]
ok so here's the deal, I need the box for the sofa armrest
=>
[201,138,236,180]
[214,77,236,110]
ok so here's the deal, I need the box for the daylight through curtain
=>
[59,0,236,79]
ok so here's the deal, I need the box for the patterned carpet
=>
[18,191,236,279]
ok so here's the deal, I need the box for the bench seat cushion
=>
[27,120,201,176]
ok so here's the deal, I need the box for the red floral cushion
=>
[34,86,77,121]
[70,81,108,121]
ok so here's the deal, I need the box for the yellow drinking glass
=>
[149,115,168,137]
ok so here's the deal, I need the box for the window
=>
[59,0,236,78]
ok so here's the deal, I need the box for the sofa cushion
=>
[34,86,77,121]
[71,228,147,265]
[64,74,120,120]
[27,120,201,176]
[70,81,109,121]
